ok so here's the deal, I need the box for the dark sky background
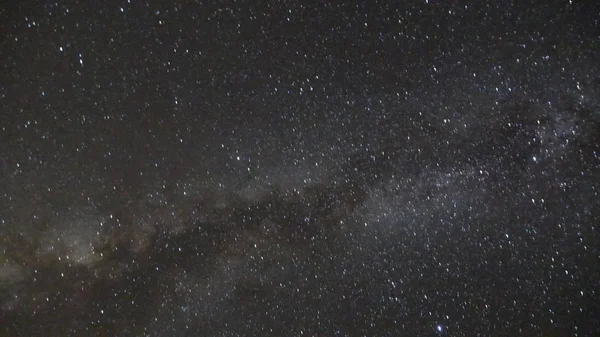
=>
[1,0,599,336]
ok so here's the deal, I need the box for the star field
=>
[0,0,599,336]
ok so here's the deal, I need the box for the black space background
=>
[0,0,599,336]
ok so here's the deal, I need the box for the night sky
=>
[1,0,599,336]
